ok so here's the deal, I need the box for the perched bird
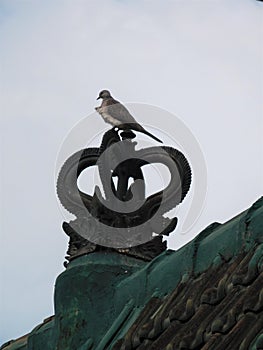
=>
[95,90,162,143]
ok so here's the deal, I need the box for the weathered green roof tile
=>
[27,317,54,350]
[0,335,28,350]
[244,196,263,245]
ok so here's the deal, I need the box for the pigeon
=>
[95,90,162,143]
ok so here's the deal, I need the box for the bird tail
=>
[119,123,163,143]
[141,129,163,143]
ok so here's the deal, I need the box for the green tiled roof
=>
[1,197,262,350]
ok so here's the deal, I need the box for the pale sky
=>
[1,0,263,345]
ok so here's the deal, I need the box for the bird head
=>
[97,90,112,100]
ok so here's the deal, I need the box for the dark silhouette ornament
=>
[57,128,192,264]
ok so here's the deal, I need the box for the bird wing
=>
[105,98,138,124]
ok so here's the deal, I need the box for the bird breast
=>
[96,107,121,126]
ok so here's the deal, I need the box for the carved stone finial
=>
[57,128,191,263]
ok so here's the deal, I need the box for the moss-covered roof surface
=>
[1,197,262,350]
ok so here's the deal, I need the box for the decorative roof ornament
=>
[57,103,192,264]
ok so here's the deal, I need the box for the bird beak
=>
[96,96,100,100]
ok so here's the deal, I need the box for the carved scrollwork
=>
[57,128,192,261]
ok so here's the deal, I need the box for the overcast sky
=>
[1,0,262,345]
